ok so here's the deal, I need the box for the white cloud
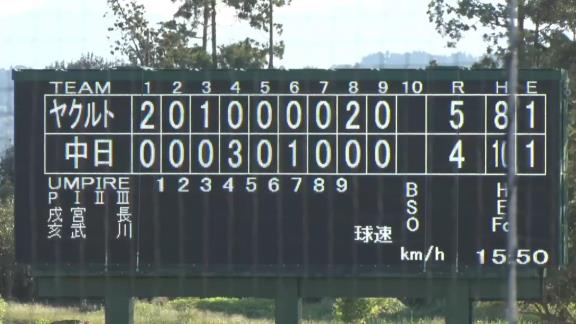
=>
[0,0,46,16]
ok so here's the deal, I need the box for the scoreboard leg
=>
[445,281,471,324]
[275,279,302,324]
[105,282,134,324]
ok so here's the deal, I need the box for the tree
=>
[202,0,209,52]
[170,0,205,50]
[427,0,576,68]
[218,38,268,68]
[211,0,217,67]
[428,1,576,322]
[47,53,118,69]
[226,0,291,68]
[106,0,162,66]
[171,0,217,66]
[107,0,214,68]
[107,0,293,69]
[0,146,31,300]
[0,195,14,299]
[0,147,13,202]
[156,18,212,68]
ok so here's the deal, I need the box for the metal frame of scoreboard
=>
[14,69,569,323]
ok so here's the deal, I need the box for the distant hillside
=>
[333,51,478,69]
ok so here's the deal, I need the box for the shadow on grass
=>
[191,297,525,323]
[192,297,337,321]
[192,297,442,322]
[194,297,275,319]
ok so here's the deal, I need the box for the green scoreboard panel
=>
[13,69,568,275]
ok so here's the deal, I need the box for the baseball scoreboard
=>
[13,69,567,275]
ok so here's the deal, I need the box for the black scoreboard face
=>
[13,69,567,275]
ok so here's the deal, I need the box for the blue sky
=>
[0,0,488,68]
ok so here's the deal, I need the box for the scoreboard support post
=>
[105,280,134,324]
[275,279,302,324]
[35,274,543,323]
[446,281,471,324]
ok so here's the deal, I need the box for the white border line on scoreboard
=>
[394,95,398,173]
[43,132,547,136]
[130,95,134,173]
[44,94,47,174]
[43,172,547,176]
[484,95,488,175]
[43,93,549,176]
[45,93,549,97]
[544,94,548,176]
[424,94,428,173]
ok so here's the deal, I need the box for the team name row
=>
[45,95,547,134]
[44,134,546,175]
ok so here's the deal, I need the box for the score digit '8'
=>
[155,176,350,193]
